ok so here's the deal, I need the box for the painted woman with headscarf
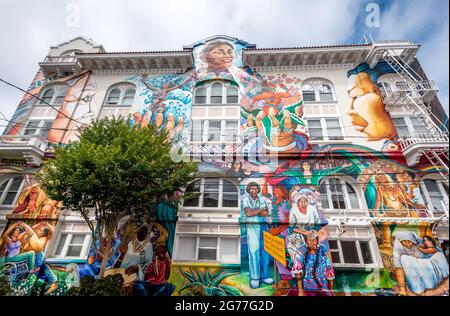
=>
[393,230,449,295]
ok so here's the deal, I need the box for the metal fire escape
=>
[366,41,449,182]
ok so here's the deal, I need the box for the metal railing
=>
[398,133,449,151]
[0,134,48,152]
[42,55,78,63]
[380,80,438,105]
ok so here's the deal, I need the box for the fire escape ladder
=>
[424,150,449,181]
[382,49,449,134]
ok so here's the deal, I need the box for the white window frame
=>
[173,223,240,264]
[320,177,362,213]
[182,178,240,210]
[328,238,377,269]
[391,115,428,136]
[51,223,92,259]
[301,78,337,103]
[193,81,240,105]
[37,84,68,106]
[419,178,449,216]
[21,119,53,139]
[189,119,240,144]
[306,118,345,141]
[0,177,25,207]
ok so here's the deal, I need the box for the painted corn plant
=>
[179,268,243,296]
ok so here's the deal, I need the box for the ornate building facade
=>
[0,35,448,296]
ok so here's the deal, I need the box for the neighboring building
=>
[0,35,448,296]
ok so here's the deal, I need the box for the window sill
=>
[45,257,88,264]
[310,140,350,144]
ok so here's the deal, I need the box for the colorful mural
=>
[3,70,97,146]
[1,36,448,297]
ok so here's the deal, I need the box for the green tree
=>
[38,117,197,278]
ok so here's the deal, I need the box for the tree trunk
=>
[99,233,112,278]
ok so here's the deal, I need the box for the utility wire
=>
[0,74,90,127]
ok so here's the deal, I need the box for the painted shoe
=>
[250,280,260,289]
[261,278,274,285]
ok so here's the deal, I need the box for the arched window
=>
[302,84,316,102]
[420,179,449,215]
[41,89,55,104]
[106,89,121,105]
[0,177,24,206]
[211,83,223,104]
[183,178,239,208]
[302,78,336,102]
[320,177,360,211]
[194,87,207,104]
[319,84,333,101]
[38,85,68,106]
[226,86,239,104]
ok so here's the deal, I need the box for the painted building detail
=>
[0,36,448,296]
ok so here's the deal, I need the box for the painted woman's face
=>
[297,197,308,212]
[423,239,434,248]
[302,162,311,172]
[12,228,20,238]
[204,45,234,70]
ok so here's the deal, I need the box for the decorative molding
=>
[252,63,356,72]
[91,68,188,75]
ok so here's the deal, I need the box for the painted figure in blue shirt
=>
[242,182,274,289]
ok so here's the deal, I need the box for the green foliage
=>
[179,268,243,296]
[38,117,197,276]
[0,273,12,296]
[66,275,125,296]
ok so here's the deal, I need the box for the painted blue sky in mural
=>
[0,0,448,133]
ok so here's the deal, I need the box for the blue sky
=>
[0,0,448,133]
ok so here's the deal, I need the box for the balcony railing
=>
[380,80,438,105]
[399,133,449,152]
[0,134,48,152]
[41,55,78,63]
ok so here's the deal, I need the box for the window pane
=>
[410,117,427,134]
[203,193,219,207]
[178,224,198,233]
[331,251,341,263]
[183,180,201,207]
[195,87,207,104]
[393,118,409,137]
[348,193,359,209]
[122,89,136,105]
[211,83,223,104]
[198,248,217,260]
[223,180,238,193]
[190,120,204,142]
[359,241,373,264]
[219,238,239,261]
[41,89,54,104]
[70,234,86,245]
[199,237,217,247]
[307,120,323,140]
[55,234,68,256]
[225,121,239,143]
[9,178,23,192]
[67,245,83,257]
[319,182,330,209]
[204,179,219,192]
[222,193,238,207]
[302,84,315,102]
[54,86,68,105]
[40,121,53,140]
[24,121,40,136]
[176,237,196,260]
[107,89,121,104]
[328,240,338,250]
[207,120,221,142]
[226,87,239,104]
[326,119,343,140]
[341,241,360,264]
[3,192,18,205]
[319,84,333,101]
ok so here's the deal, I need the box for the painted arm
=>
[2,223,18,244]
[244,207,261,217]
[419,245,437,255]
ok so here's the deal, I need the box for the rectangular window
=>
[409,117,427,134]
[52,223,91,259]
[393,117,409,137]
[174,224,240,263]
[326,119,343,140]
[307,119,323,140]
[328,239,374,266]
